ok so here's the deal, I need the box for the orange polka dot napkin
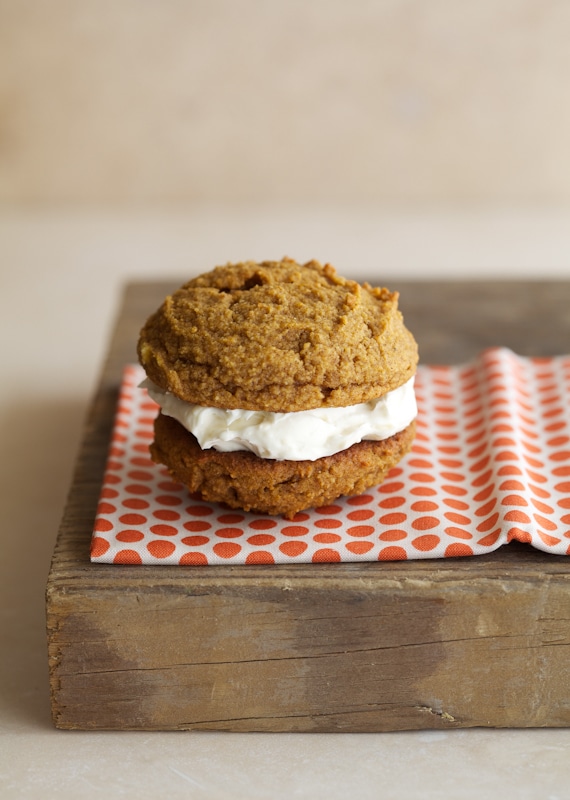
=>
[91,348,570,565]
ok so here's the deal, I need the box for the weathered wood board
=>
[47,280,570,731]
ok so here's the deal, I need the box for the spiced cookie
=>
[138,258,419,517]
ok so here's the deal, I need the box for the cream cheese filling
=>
[142,377,417,462]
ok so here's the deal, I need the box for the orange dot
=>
[444,526,472,540]
[153,509,180,522]
[538,531,561,547]
[345,541,374,555]
[378,546,407,561]
[534,514,558,531]
[507,527,532,543]
[439,458,463,469]
[181,535,209,546]
[133,443,151,453]
[443,498,469,510]
[504,510,531,523]
[555,481,570,493]
[379,512,407,526]
[546,421,566,432]
[523,441,541,455]
[113,549,142,564]
[552,450,570,462]
[412,534,440,551]
[156,495,182,506]
[106,460,123,471]
[245,550,275,564]
[497,465,523,476]
[491,437,515,449]
[125,483,151,495]
[471,469,493,487]
[410,486,437,496]
[281,525,309,537]
[247,534,276,546]
[94,518,113,532]
[215,527,244,539]
[130,456,154,467]
[347,525,375,537]
[213,542,242,559]
[316,504,343,514]
[287,512,310,521]
[529,484,551,498]
[279,540,308,557]
[179,551,208,565]
[312,548,341,562]
[444,512,471,526]
[103,473,121,485]
[379,529,407,541]
[149,523,178,536]
[409,458,434,469]
[315,518,343,529]
[134,428,154,439]
[443,484,468,496]
[496,450,518,463]
[542,406,564,418]
[477,530,502,547]
[499,479,525,491]
[249,518,277,529]
[379,496,406,509]
[119,513,147,525]
[186,505,214,516]
[147,540,176,559]
[491,423,514,433]
[441,471,465,482]
[445,543,473,558]
[378,481,405,494]
[411,516,440,530]
[409,472,436,483]
[97,501,116,515]
[116,529,144,542]
[90,536,110,557]
[314,533,342,544]
[501,494,528,507]
[136,415,156,427]
[531,498,554,514]
[412,444,431,455]
[411,501,439,512]
[127,470,153,482]
[477,512,500,532]
[100,488,119,499]
[217,513,245,524]
[347,509,374,521]
[474,498,497,517]
[122,498,149,510]
[183,520,211,532]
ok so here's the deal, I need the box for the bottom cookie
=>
[150,413,416,518]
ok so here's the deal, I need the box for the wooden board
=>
[47,280,570,731]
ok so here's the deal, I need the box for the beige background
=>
[2,0,570,206]
[3,4,570,799]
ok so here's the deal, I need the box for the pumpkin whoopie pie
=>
[137,258,418,517]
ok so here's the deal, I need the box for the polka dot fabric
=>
[91,349,570,565]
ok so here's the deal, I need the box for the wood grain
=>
[47,280,570,731]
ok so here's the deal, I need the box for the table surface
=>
[2,208,570,798]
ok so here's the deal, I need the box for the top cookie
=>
[137,258,418,412]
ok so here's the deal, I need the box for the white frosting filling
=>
[143,377,416,462]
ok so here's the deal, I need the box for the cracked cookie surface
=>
[137,258,418,412]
